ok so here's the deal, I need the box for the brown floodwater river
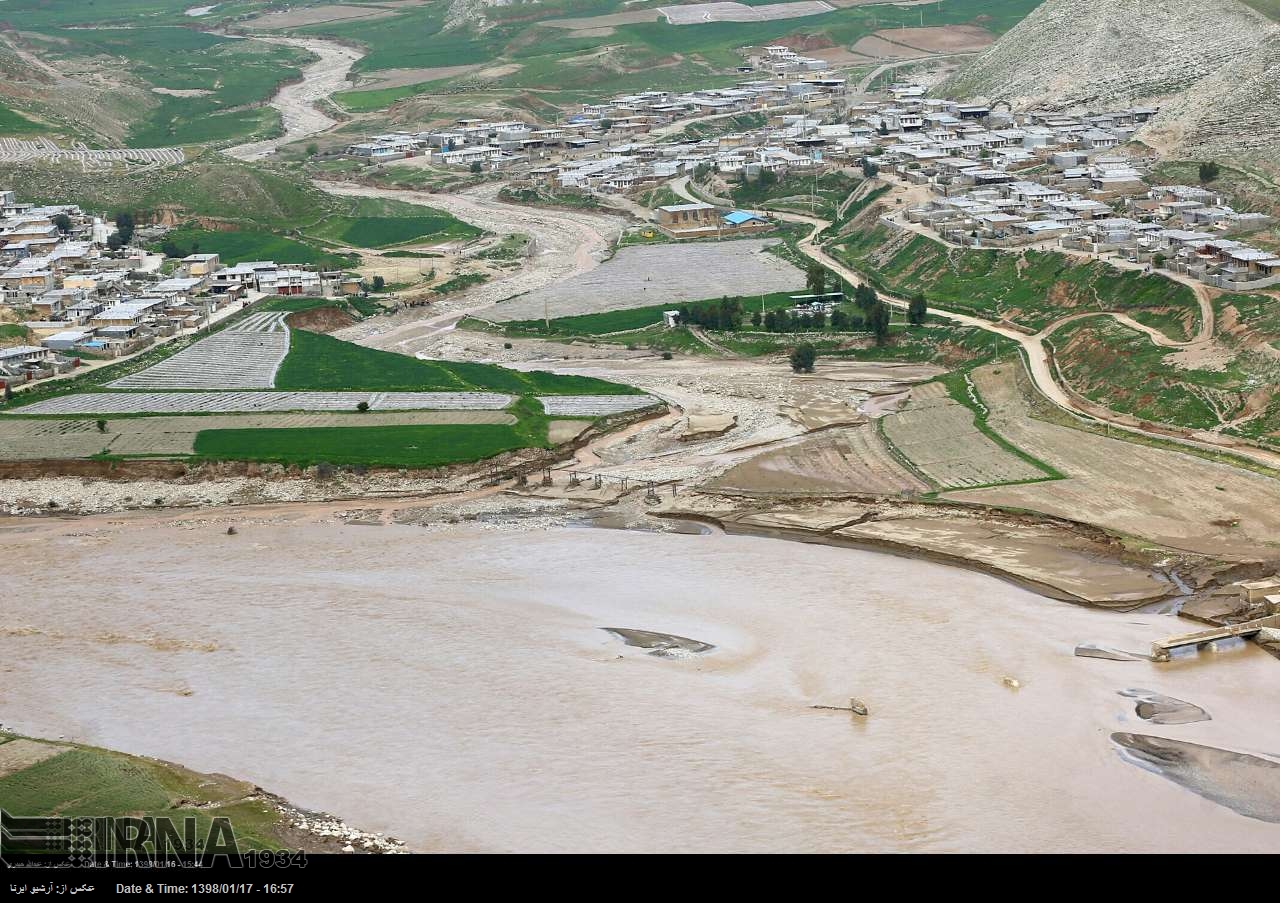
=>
[1,511,1278,852]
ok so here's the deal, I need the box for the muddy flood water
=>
[2,511,1279,852]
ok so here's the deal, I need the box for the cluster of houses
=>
[832,99,1277,288]
[343,45,850,185]
[0,190,356,388]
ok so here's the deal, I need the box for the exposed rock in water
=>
[602,627,714,658]
[1118,689,1210,725]
[1075,643,1144,662]
[1112,733,1280,823]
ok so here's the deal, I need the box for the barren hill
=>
[944,0,1280,174]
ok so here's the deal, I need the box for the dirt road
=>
[223,36,363,161]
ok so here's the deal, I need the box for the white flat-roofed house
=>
[91,300,161,329]
[257,267,322,296]
[0,345,54,380]
[152,276,206,299]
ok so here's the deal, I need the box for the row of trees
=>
[676,296,746,331]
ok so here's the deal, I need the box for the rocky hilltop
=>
[944,0,1280,173]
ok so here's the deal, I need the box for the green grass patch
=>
[305,196,482,248]
[0,734,289,851]
[1050,316,1254,430]
[0,102,46,136]
[732,170,862,220]
[274,328,639,395]
[153,227,356,269]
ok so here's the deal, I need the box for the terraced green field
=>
[834,226,1202,339]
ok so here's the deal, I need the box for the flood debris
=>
[1074,643,1145,661]
[602,627,714,658]
[1118,689,1210,725]
[810,697,868,716]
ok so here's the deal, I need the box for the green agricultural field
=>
[195,421,539,469]
[834,226,1201,339]
[275,328,640,395]
[668,112,768,143]
[304,0,1043,107]
[155,227,356,269]
[0,732,295,851]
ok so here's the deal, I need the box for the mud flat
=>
[656,493,1174,607]
[950,364,1280,563]
[1112,733,1280,823]
[486,240,802,323]
[1,512,1277,852]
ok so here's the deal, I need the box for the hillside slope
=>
[944,0,1280,173]
[946,0,1273,108]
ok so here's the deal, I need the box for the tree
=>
[908,292,927,326]
[114,212,134,246]
[599,119,613,131]
[805,262,827,298]
[869,300,891,345]
[470,161,483,174]
[862,157,880,179]
[1199,161,1220,184]
[756,168,777,189]
[306,143,319,157]
[763,310,778,331]
[372,275,386,292]
[1152,253,1167,268]
[106,234,124,252]
[790,342,816,373]
[95,419,107,433]
[876,121,889,137]
[811,309,826,330]
[830,308,847,331]
[774,310,791,333]
[52,213,72,233]
[751,310,762,328]
[853,283,877,312]
[356,401,370,413]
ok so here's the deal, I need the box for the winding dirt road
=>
[670,178,1280,470]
